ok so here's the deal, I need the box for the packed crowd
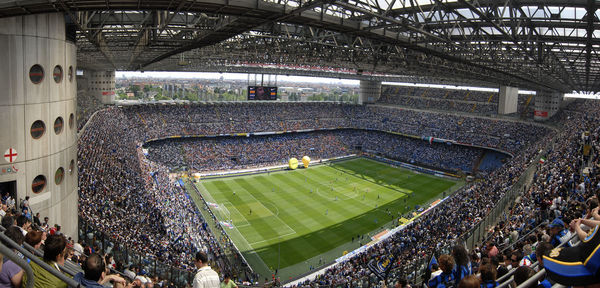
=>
[380,86,498,103]
[378,85,535,117]
[0,189,186,287]
[76,77,105,131]
[77,101,562,287]
[78,107,255,285]
[292,100,600,287]
[378,95,498,115]
[121,102,549,154]
[146,129,484,173]
[146,131,348,171]
[349,106,548,153]
[139,158,231,273]
[378,86,498,115]
[297,138,546,286]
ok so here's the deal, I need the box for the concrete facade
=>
[498,86,518,114]
[359,80,381,104]
[0,13,78,238]
[534,90,563,121]
[88,70,115,104]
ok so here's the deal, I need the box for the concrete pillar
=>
[498,86,518,114]
[534,90,563,121]
[359,80,381,104]
[0,13,78,238]
[88,70,115,104]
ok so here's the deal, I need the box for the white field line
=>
[221,201,250,227]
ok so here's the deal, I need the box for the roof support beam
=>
[585,0,596,90]
[140,0,330,68]
[58,2,116,69]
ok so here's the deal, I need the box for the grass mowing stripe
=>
[330,161,415,195]
[241,175,332,267]
[233,178,289,244]
[308,166,399,207]
[252,176,324,229]
[196,158,464,280]
[296,169,381,214]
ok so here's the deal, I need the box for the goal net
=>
[218,205,231,223]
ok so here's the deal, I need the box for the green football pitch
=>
[190,158,463,280]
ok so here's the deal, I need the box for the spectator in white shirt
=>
[193,251,220,288]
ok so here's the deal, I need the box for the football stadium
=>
[189,157,463,280]
[1,1,600,288]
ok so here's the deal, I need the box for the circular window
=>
[53,65,63,83]
[69,159,75,175]
[68,66,73,82]
[54,167,64,185]
[30,120,46,139]
[32,175,47,194]
[29,65,44,84]
[54,117,63,135]
[69,113,74,130]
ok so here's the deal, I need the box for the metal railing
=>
[0,225,83,278]
[500,220,549,253]
[78,218,195,286]
[0,243,35,288]
[0,230,81,287]
[459,159,539,252]
[505,233,577,288]
[405,146,548,285]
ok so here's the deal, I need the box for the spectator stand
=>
[78,218,194,286]
[77,102,561,287]
[0,226,82,287]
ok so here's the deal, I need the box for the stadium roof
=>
[0,0,598,92]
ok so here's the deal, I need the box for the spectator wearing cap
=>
[73,239,84,258]
[123,264,137,282]
[21,207,31,221]
[548,218,571,247]
[135,269,151,286]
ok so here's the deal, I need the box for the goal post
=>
[219,205,231,223]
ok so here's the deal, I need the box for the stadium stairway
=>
[472,151,486,173]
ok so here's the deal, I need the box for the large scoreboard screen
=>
[248,86,277,100]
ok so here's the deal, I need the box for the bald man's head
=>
[83,253,105,281]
